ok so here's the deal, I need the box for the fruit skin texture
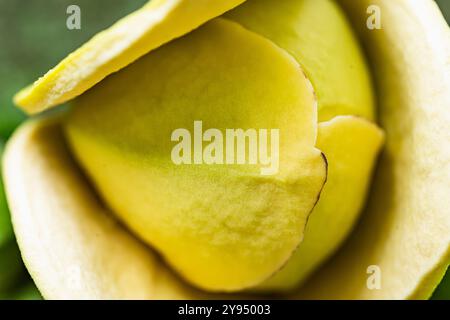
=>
[14,0,246,114]
[2,117,207,299]
[0,142,25,295]
[64,18,326,292]
[259,116,384,291]
[295,0,450,299]
[227,0,382,291]
[3,0,449,300]
[226,0,375,122]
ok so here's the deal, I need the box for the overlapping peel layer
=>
[226,0,382,291]
[3,0,449,300]
[14,0,246,114]
[260,116,384,291]
[226,0,375,122]
[64,18,327,292]
[295,0,450,299]
[3,117,207,299]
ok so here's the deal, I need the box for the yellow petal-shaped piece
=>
[295,0,450,299]
[226,0,375,121]
[260,116,384,291]
[13,0,245,114]
[5,0,449,300]
[64,18,327,292]
[2,116,205,299]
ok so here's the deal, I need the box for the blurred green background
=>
[0,0,449,300]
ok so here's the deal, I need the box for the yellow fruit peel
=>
[2,116,205,299]
[64,19,327,292]
[4,0,449,300]
[295,0,450,299]
[226,0,375,122]
[13,0,246,114]
[260,116,384,291]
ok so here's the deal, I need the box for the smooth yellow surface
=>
[260,116,384,291]
[295,0,450,299]
[226,0,375,122]
[64,19,326,292]
[5,0,449,300]
[14,0,245,114]
[2,116,204,299]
